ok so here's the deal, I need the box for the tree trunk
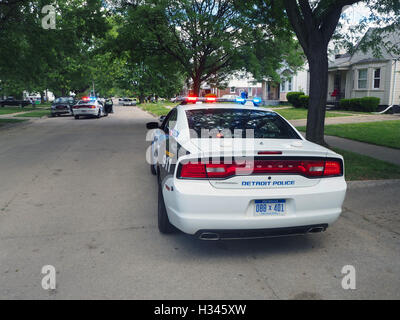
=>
[306,49,329,145]
[192,73,201,96]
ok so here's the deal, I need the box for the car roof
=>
[176,103,274,113]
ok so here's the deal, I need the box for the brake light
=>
[178,159,342,179]
[179,162,206,178]
[73,105,96,109]
[324,160,342,176]
[258,151,282,155]
[206,97,216,102]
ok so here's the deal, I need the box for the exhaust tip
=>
[308,226,326,233]
[199,232,220,240]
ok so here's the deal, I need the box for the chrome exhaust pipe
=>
[308,226,325,233]
[199,232,220,240]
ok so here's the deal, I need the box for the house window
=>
[281,81,286,92]
[358,69,367,89]
[288,78,292,91]
[373,68,381,89]
[230,87,235,93]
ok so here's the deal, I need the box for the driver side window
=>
[161,109,177,133]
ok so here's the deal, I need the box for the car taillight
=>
[324,160,342,176]
[178,159,342,179]
[179,162,207,178]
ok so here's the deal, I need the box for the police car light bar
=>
[178,96,263,106]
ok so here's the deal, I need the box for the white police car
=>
[146,97,347,240]
[72,97,107,119]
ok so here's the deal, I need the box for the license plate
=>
[254,199,286,216]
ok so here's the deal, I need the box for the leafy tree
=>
[282,0,400,145]
[117,0,302,96]
[0,0,108,99]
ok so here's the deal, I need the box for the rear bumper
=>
[195,224,328,240]
[164,177,346,235]
[73,109,98,116]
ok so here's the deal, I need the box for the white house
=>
[327,29,400,106]
[279,66,310,101]
[205,68,310,104]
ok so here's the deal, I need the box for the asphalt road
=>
[0,106,399,299]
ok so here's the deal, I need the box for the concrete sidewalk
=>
[324,135,400,166]
[290,113,400,127]
[290,115,400,166]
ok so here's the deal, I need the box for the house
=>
[211,75,263,98]
[202,68,309,105]
[327,29,400,106]
[279,66,310,101]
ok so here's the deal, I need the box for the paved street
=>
[0,106,399,299]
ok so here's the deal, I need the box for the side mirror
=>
[146,122,159,129]
[159,115,166,123]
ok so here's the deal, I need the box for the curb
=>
[347,179,400,188]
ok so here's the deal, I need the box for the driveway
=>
[0,106,399,299]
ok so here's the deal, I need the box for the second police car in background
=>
[146,97,347,240]
[72,97,107,119]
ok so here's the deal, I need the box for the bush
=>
[339,99,352,110]
[286,92,305,108]
[298,95,309,109]
[339,97,380,112]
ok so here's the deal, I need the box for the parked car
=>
[72,97,107,119]
[146,98,347,239]
[51,97,76,117]
[120,98,137,106]
[0,97,32,107]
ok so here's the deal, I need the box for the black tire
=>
[158,183,176,234]
[150,164,157,175]
[97,110,101,118]
[74,115,79,120]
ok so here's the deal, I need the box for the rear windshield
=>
[77,100,94,105]
[185,108,301,139]
[54,97,73,104]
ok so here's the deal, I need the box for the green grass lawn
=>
[315,121,400,149]
[332,147,400,180]
[138,102,179,116]
[275,108,352,120]
[0,107,39,115]
[15,109,50,118]
[0,118,28,127]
